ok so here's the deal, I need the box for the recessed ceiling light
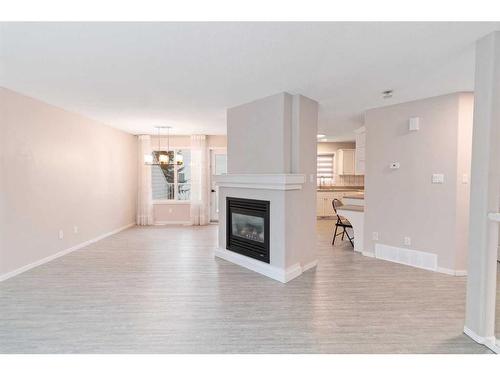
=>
[382,90,393,99]
[317,134,326,138]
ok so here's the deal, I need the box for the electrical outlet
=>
[404,236,411,246]
[432,173,444,184]
[73,226,78,234]
[462,174,469,184]
[372,232,379,241]
[58,230,64,240]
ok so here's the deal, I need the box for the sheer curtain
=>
[137,135,154,225]
[190,134,209,225]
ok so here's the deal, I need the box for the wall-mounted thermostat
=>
[390,162,400,169]
[409,117,420,131]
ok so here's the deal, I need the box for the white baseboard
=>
[437,267,468,276]
[214,248,317,283]
[362,251,375,258]
[302,259,318,272]
[463,326,499,354]
[154,221,191,225]
[0,223,135,282]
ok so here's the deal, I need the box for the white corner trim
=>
[154,220,192,225]
[362,251,375,258]
[214,248,316,283]
[463,326,499,354]
[0,223,135,282]
[214,174,305,190]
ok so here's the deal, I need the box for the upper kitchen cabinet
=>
[354,126,366,175]
[337,149,355,175]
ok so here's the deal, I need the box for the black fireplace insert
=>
[226,197,270,263]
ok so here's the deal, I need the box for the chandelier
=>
[144,126,183,166]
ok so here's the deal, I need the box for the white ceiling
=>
[1,22,499,140]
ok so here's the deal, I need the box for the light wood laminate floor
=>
[496,263,500,341]
[0,220,492,353]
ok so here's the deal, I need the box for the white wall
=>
[0,88,137,277]
[364,92,473,271]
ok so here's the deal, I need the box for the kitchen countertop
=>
[343,193,365,199]
[336,205,364,212]
[317,186,364,192]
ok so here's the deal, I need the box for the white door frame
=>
[209,148,227,222]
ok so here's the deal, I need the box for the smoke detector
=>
[382,90,393,99]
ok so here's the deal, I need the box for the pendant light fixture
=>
[144,126,183,166]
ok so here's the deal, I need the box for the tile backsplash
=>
[336,175,364,186]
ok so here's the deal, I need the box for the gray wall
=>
[364,92,473,271]
[0,88,138,277]
[227,93,292,174]
[221,92,318,269]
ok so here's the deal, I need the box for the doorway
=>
[210,149,227,222]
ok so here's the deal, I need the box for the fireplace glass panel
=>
[231,213,265,243]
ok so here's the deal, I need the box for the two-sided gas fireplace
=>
[226,197,270,263]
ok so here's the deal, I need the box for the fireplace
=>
[226,197,270,263]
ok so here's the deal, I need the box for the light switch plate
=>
[432,173,444,184]
[409,117,420,131]
[404,236,411,246]
[58,230,64,240]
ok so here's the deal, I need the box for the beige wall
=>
[153,203,190,223]
[317,141,364,186]
[219,93,318,271]
[227,93,291,174]
[364,92,473,271]
[0,88,137,277]
[151,135,227,150]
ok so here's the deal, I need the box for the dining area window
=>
[151,149,191,201]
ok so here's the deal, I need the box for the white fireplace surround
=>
[215,173,317,283]
[215,173,306,190]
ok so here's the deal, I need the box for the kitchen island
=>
[336,204,365,254]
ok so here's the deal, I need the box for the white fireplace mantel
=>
[214,174,306,190]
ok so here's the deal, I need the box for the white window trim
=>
[153,200,191,205]
[152,147,191,203]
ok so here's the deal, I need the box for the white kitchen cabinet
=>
[337,149,356,175]
[317,191,345,217]
[355,127,366,175]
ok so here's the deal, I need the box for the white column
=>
[464,31,500,345]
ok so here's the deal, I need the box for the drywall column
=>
[464,31,500,344]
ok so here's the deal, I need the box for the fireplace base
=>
[215,247,318,283]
